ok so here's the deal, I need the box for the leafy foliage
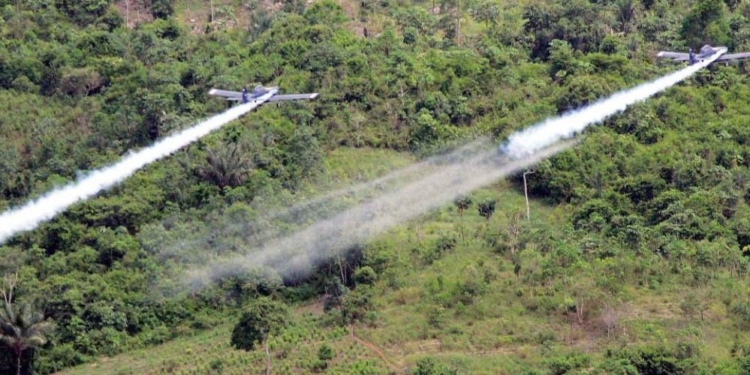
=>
[0,301,53,375]
[230,297,290,351]
[3,0,750,373]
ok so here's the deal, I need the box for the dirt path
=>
[349,324,404,373]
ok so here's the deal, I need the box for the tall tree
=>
[230,297,291,375]
[453,194,473,242]
[0,301,53,375]
[477,199,496,221]
[340,285,375,335]
[324,277,349,312]
[1,272,17,308]
[614,0,638,33]
[453,195,472,216]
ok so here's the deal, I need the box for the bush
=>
[318,343,334,361]
[353,266,377,285]
[410,357,457,375]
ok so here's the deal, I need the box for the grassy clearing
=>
[54,308,388,375]
[254,146,417,210]
[321,147,417,186]
[173,0,257,33]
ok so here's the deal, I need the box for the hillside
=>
[54,179,750,375]
[3,0,750,374]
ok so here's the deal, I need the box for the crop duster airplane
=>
[208,85,319,104]
[656,45,750,65]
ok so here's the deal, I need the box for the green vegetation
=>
[231,297,291,374]
[3,0,750,373]
[0,276,54,375]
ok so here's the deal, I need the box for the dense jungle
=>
[3,0,750,373]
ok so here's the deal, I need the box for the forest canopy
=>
[2,0,750,373]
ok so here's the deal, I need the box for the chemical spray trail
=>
[274,138,490,214]
[0,93,277,245]
[179,57,720,292]
[230,138,490,229]
[149,138,493,262]
[181,141,575,292]
[501,49,726,159]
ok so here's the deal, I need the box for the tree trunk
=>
[458,219,464,244]
[14,0,20,38]
[16,352,21,375]
[337,254,346,285]
[455,0,460,45]
[264,339,270,375]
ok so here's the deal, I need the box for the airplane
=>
[208,85,319,104]
[656,44,750,65]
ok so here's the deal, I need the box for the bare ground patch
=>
[113,0,154,28]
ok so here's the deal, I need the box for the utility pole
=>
[523,170,535,221]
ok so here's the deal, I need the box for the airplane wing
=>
[208,88,243,101]
[716,52,750,61]
[267,93,319,102]
[656,51,689,61]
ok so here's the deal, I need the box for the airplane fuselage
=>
[689,45,727,65]
[657,45,743,66]
[208,85,315,105]
[242,85,280,103]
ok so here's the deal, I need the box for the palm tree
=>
[0,302,53,375]
[197,144,253,189]
[614,0,638,33]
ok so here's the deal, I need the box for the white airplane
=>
[208,85,319,104]
[657,44,749,65]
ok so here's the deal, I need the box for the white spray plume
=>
[180,141,575,291]
[149,138,492,261]
[501,49,726,159]
[0,92,277,244]
[179,58,719,291]
[256,138,490,224]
